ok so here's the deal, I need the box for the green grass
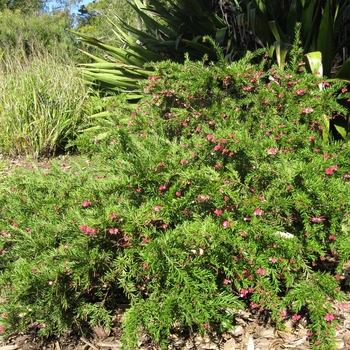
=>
[0,46,92,158]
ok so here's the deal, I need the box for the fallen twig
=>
[80,337,98,350]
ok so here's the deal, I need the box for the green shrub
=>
[0,9,77,59]
[1,50,350,349]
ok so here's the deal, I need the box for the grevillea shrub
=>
[1,49,350,349]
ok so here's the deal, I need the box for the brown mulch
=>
[1,156,350,349]
[1,300,350,350]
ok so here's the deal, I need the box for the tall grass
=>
[0,45,92,158]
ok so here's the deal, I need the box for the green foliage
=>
[0,47,92,158]
[237,0,350,79]
[75,0,138,46]
[1,50,350,350]
[0,9,79,59]
[0,0,43,13]
[304,46,350,144]
[72,0,239,96]
[0,9,94,158]
[118,0,230,61]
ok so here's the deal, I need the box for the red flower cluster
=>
[80,225,98,235]
[325,165,338,175]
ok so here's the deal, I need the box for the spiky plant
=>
[72,0,247,97]
[236,0,350,79]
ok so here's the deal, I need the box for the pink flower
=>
[240,288,249,297]
[142,263,149,269]
[279,310,287,317]
[214,209,223,216]
[175,191,181,197]
[154,206,163,211]
[206,134,215,141]
[0,326,5,333]
[109,213,117,220]
[109,228,119,234]
[82,201,92,208]
[254,208,264,215]
[267,148,278,154]
[269,257,278,263]
[302,107,314,113]
[159,185,167,191]
[296,89,306,95]
[203,322,211,329]
[214,144,222,151]
[325,165,338,175]
[310,216,325,223]
[292,314,301,321]
[1,313,7,319]
[329,235,336,240]
[222,221,232,228]
[256,268,266,275]
[223,279,231,284]
[197,195,210,202]
[324,313,334,321]
[180,159,188,164]
[85,227,98,234]
[308,136,315,142]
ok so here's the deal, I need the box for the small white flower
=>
[274,231,294,239]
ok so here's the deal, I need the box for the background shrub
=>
[0,51,350,350]
[0,9,77,59]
